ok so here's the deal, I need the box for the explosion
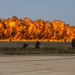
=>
[0,16,75,42]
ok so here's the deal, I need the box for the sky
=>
[0,0,75,26]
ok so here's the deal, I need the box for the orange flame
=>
[0,16,75,42]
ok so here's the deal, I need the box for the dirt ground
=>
[0,55,75,75]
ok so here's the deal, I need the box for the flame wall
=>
[0,16,75,42]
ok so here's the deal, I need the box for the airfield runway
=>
[0,54,75,75]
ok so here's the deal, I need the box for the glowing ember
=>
[0,16,75,42]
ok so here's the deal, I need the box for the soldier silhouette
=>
[35,41,41,49]
[22,43,29,49]
[72,38,75,48]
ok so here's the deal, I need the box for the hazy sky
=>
[0,0,75,25]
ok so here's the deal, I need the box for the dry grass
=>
[0,42,75,54]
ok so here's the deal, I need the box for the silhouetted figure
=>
[9,39,11,42]
[22,43,29,49]
[72,38,75,48]
[35,41,41,49]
